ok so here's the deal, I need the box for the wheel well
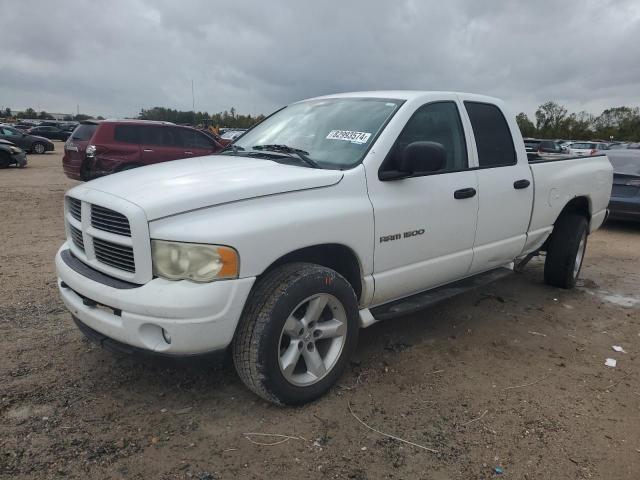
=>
[558,196,591,221]
[262,244,363,300]
[541,196,591,251]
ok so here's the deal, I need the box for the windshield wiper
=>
[251,144,320,169]
[220,144,245,155]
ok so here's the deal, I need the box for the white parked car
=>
[569,141,609,156]
[55,91,613,405]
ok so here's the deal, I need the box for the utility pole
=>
[191,79,195,112]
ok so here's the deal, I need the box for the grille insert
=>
[91,205,131,237]
[69,225,84,251]
[68,197,82,221]
[93,238,135,273]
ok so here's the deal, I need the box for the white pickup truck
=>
[56,91,613,405]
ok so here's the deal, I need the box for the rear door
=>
[462,100,533,273]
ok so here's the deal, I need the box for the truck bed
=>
[523,154,612,255]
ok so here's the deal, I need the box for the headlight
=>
[151,240,239,282]
[10,147,20,154]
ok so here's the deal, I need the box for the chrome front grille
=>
[69,225,84,251]
[91,205,131,236]
[93,238,135,272]
[68,197,82,221]
[64,195,148,281]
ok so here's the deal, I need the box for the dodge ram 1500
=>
[56,91,613,405]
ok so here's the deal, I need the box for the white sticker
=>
[326,130,372,144]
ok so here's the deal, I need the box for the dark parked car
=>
[0,126,55,154]
[63,120,226,180]
[28,125,71,141]
[0,139,27,168]
[607,150,640,222]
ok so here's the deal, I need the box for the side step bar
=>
[369,267,513,322]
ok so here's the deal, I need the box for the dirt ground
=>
[1,147,639,479]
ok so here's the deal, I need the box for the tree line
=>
[516,102,640,141]
[138,107,265,128]
[0,106,102,122]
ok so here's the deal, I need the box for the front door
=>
[366,100,479,306]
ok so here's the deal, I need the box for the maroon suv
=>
[62,120,225,180]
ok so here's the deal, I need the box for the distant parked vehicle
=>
[0,126,55,154]
[0,139,27,168]
[220,129,247,141]
[13,124,33,131]
[607,150,640,221]
[568,142,609,156]
[63,120,226,180]
[28,126,71,141]
[523,139,565,159]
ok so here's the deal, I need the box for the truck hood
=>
[73,155,343,220]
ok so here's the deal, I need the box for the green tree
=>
[516,112,536,137]
[535,101,568,138]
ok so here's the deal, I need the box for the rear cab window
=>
[464,102,516,168]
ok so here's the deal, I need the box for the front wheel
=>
[233,263,359,405]
[544,213,588,289]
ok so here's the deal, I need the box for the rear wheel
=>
[32,142,46,154]
[233,262,359,405]
[544,213,588,289]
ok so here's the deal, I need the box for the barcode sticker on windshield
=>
[326,130,372,144]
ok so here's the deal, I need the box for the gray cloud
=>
[1,0,639,118]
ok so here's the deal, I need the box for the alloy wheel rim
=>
[277,293,347,386]
[34,144,44,153]
[574,232,586,278]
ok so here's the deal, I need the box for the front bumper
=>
[11,151,27,167]
[56,245,256,355]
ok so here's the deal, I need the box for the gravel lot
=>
[1,147,639,479]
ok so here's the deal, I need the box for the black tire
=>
[0,153,11,168]
[233,262,359,405]
[544,213,588,289]
[32,142,46,154]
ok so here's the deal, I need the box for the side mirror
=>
[399,141,446,175]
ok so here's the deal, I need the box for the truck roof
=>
[303,90,502,103]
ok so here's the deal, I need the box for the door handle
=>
[143,149,153,153]
[454,187,477,199]
[184,151,194,155]
[513,179,531,189]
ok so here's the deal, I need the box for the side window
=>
[386,101,468,173]
[464,102,516,167]
[140,126,178,147]
[176,128,215,149]
[114,125,140,144]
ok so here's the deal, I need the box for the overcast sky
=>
[1,0,639,119]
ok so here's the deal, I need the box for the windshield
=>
[227,97,403,169]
